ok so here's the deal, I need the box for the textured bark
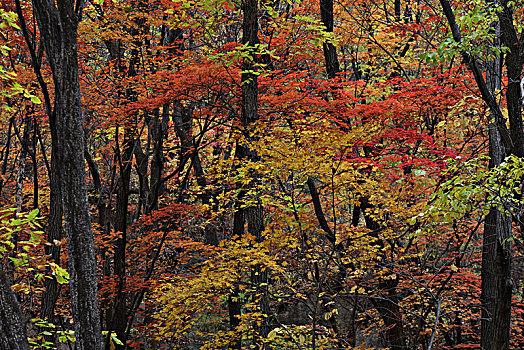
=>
[40,112,64,326]
[146,105,168,213]
[39,146,63,323]
[481,205,512,350]
[108,120,134,349]
[0,268,30,350]
[172,103,208,204]
[15,0,63,334]
[228,1,263,348]
[30,117,39,209]
[30,1,103,349]
[240,0,259,128]
[480,13,514,349]
[14,117,30,214]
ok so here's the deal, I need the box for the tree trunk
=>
[31,1,103,349]
[228,1,263,348]
[482,75,512,350]
[395,0,401,21]
[319,0,339,79]
[480,4,514,349]
[39,144,63,324]
[0,268,30,350]
[439,1,520,348]
[498,0,524,157]
[481,204,512,350]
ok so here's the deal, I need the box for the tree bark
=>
[480,4,514,349]
[39,145,63,324]
[481,204,512,350]
[228,1,264,348]
[0,268,30,350]
[483,65,512,350]
[30,1,103,349]
[15,0,64,336]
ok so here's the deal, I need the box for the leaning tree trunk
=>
[30,1,103,349]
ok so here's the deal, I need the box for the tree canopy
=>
[2,0,524,349]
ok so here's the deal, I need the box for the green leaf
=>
[27,208,39,221]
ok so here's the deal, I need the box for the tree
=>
[16,0,103,348]
[437,0,523,348]
[0,268,29,350]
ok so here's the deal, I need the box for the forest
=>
[2,0,524,349]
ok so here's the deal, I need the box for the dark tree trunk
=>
[481,204,512,350]
[228,1,264,348]
[0,268,30,350]
[39,145,63,324]
[319,0,340,79]
[108,120,134,349]
[30,1,103,349]
[369,279,406,350]
[31,117,38,209]
[395,0,401,21]
[146,105,168,213]
[15,0,63,337]
[498,0,524,157]
[172,103,208,204]
[483,46,512,346]
[480,3,517,349]
[106,11,145,347]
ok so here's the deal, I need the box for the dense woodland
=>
[3,0,524,349]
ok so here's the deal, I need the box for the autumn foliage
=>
[2,0,524,349]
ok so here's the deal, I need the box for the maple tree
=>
[2,0,524,349]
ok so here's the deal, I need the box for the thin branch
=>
[427,298,442,350]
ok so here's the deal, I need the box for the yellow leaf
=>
[298,334,306,344]
[268,329,278,340]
